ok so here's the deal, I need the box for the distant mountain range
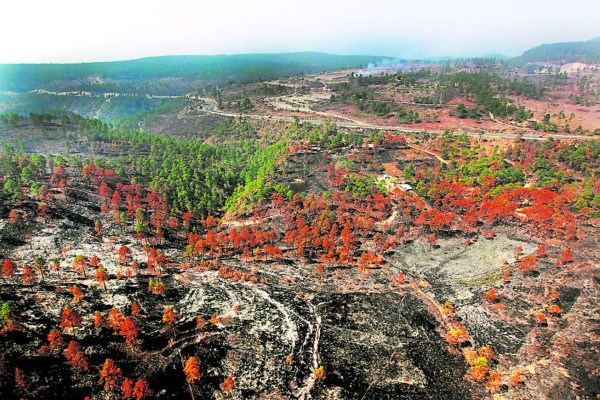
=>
[0,52,382,94]
[3,37,600,95]
[517,37,600,63]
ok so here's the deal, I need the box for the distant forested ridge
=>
[0,52,382,94]
[517,37,600,63]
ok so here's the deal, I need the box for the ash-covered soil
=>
[314,292,474,399]
[391,234,600,400]
[0,195,485,399]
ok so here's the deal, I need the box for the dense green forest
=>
[0,113,291,218]
[1,93,194,124]
[517,37,600,63]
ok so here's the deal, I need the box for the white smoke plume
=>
[357,58,411,76]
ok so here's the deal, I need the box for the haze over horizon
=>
[1,0,599,64]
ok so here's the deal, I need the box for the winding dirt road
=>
[194,96,597,142]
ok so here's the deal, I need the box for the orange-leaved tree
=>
[2,259,17,280]
[123,377,135,399]
[131,301,141,317]
[535,245,547,258]
[99,358,122,392]
[67,285,84,304]
[47,329,65,352]
[118,245,132,264]
[469,356,489,382]
[486,371,503,393]
[184,356,201,383]
[119,316,139,347]
[133,379,152,400]
[184,356,201,400]
[60,305,82,333]
[519,255,536,273]
[108,308,124,334]
[559,248,573,264]
[22,264,37,286]
[93,311,105,328]
[96,265,108,290]
[162,306,177,330]
[221,374,235,394]
[73,254,88,277]
[65,341,88,372]
[483,288,498,302]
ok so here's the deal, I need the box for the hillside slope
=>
[517,37,600,63]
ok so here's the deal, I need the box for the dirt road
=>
[198,107,595,141]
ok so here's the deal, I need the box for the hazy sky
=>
[2,0,599,63]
